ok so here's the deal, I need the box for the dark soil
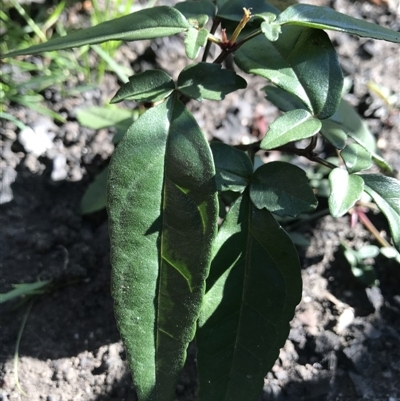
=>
[1,1,399,401]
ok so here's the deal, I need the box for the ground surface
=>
[1,1,400,400]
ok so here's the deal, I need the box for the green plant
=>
[0,0,90,122]
[1,280,52,394]
[0,0,131,121]
[3,1,400,400]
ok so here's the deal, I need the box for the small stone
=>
[313,362,323,370]
[1,392,9,401]
[263,378,281,399]
[280,339,298,362]
[51,154,68,181]
[18,120,55,156]
[274,368,288,382]
[295,365,313,381]
[366,286,384,311]
[69,167,83,182]
[64,121,80,142]
[23,153,43,173]
[336,307,355,334]
[0,166,16,204]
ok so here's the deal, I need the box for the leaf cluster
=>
[3,1,400,400]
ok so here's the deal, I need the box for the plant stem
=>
[213,28,262,64]
[305,135,318,152]
[212,7,262,65]
[203,17,221,62]
[287,208,331,230]
[234,140,338,170]
[278,144,338,169]
[229,8,252,45]
[235,28,263,47]
[9,0,47,42]
[14,299,34,397]
[356,209,392,248]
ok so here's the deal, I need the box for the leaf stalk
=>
[354,208,392,248]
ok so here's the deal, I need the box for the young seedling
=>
[2,1,399,400]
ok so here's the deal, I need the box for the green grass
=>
[0,0,151,121]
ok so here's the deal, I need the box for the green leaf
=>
[217,0,279,21]
[341,143,373,173]
[351,264,377,286]
[380,246,400,264]
[234,26,343,119]
[175,0,216,19]
[177,62,247,101]
[111,70,175,103]
[210,142,253,192]
[76,106,135,130]
[108,95,218,401]
[250,161,318,217]
[261,20,282,41]
[197,193,302,401]
[263,86,348,150]
[328,168,364,217]
[329,99,375,149]
[320,119,347,150]
[361,174,400,251]
[329,99,391,170]
[264,85,308,112]
[260,109,322,149]
[0,281,51,304]
[3,7,190,58]
[277,4,400,43]
[256,13,281,41]
[357,245,380,259]
[215,0,230,8]
[80,167,108,214]
[288,231,311,247]
[184,27,209,60]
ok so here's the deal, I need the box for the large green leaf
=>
[263,86,307,112]
[328,168,364,217]
[361,174,400,251]
[234,26,343,119]
[175,0,216,19]
[197,193,302,401]
[111,70,175,103]
[341,143,372,173]
[277,4,400,43]
[260,109,322,149]
[210,142,253,192]
[3,6,190,58]
[250,161,318,217]
[108,95,218,401]
[217,0,279,21]
[177,62,247,101]
[215,0,230,8]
